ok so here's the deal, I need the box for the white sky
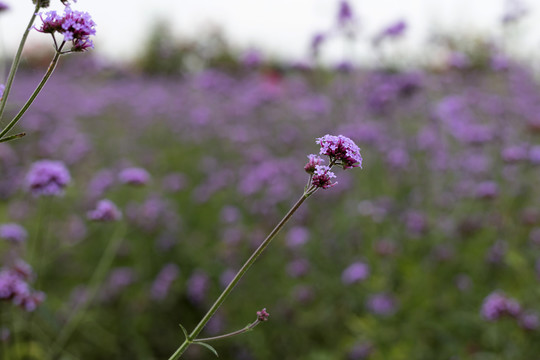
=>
[0,0,538,64]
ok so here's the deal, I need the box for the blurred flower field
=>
[2,28,540,359]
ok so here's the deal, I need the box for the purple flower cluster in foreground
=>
[0,262,44,312]
[25,159,71,197]
[316,134,363,169]
[36,6,96,51]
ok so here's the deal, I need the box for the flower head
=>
[25,160,71,197]
[311,165,337,189]
[316,134,362,169]
[119,167,150,186]
[257,308,270,322]
[0,2,8,12]
[0,224,28,244]
[304,154,324,174]
[87,199,122,222]
[36,6,96,52]
[481,291,521,321]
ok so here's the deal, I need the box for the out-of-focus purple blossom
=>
[485,240,507,264]
[501,0,529,24]
[292,285,315,304]
[87,169,115,199]
[312,165,337,189]
[0,223,27,244]
[36,7,96,52]
[101,267,136,301]
[25,159,71,197]
[219,268,236,288]
[386,148,409,169]
[11,260,33,281]
[475,181,498,199]
[491,53,510,71]
[241,49,262,68]
[366,293,398,316]
[286,226,309,248]
[341,261,369,284]
[481,291,521,321]
[187,270,209,305]
[0,3,8,12]
[348,342,374,360]
[448,52,470,69]
[337,1,354,27]
[528,145,540,165]
[220,205,241,224]
[501,145,528,163]
[519,312,539,331]
[151,263,179,301]
[286,258,311,278]
[373,20,407,45]
[404,210,427,236]
[87,199,122,222]
[0,265,44,312]
[310,33,326,56]
[374,238,397,257]
[455,274,473,292]
[317,134,362,169]
[162,172,187,193]
[119,167,150,186]
[304,154,324,174]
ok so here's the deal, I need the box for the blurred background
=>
[1,0,540,359]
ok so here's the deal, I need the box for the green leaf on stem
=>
[193,341,219,357]
[179,323,190,341]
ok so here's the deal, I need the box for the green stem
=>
[194,319,260,343]
[46,222,126,360]
[0,2,40,122]
[0,46,63,140]
[167,193,308,360]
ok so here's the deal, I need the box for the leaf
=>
[179,323,189,341]
[193,341,219,357]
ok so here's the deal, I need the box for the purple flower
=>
[0,223,27,244]
[529,145,540,165]
[87,199,122,222]
[0,84,4,99]
[187,270,209,305]
[36,7,96,52]
[341,261,369,284]
[0,266,44,312]
[316,134,362,169]
[481,291,521,321]
[119,167,150,186]
[311,165,337,189]
[337,1,354,26]
[367,293,398,316]
[285,226,310,248]
[151,263,179,301]
[475,181,498,199]
[25,160,71,197]
[286,258,311,278]
[519,312,539,331]
[257,308,270,322]
[0,2,8,12]
[304,154,324,174]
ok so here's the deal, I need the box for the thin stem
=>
[168,193,308,360]
[194,319,260,342]
[46,222,126,360]
[0,2,41,122]
[0,44,64,140]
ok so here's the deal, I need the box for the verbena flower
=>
[36,6,96,52]
[256,308,270,322]
[311,165,337,189]
[25,160,71,197]
[87,199,122,222]
[304,154,324,174]
[0,223,28,244]
[0,265,45,312]
[481,291,521,321]
[0,3,8,13]
[316,134,362,169]
[119,167,150,186]
[341,261,370,284]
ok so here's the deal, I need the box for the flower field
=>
[2,1,540,359]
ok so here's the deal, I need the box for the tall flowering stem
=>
[0,2,41,122]
[168,134,362,359]
[168,194,309,360]
[0,47,62,140]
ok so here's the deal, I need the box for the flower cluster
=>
[256,308,270,322]
[36,6,96,52]
[481,291,521,321]
[311,165,337,189]
[87,199,122,222]
[119,167,151,186]
[0,262,45,312]
[316,134,362,169]
[25,159,71,197]
[0,223,28,244]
